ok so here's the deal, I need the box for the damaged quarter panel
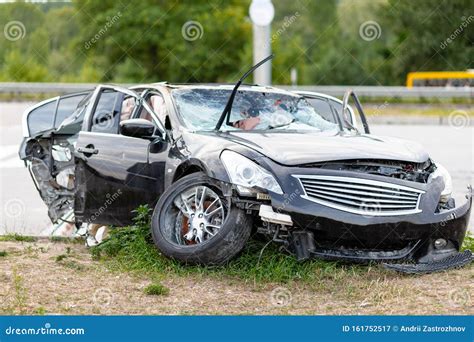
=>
[19,91,90,223]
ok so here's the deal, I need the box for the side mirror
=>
[120,118,155,139]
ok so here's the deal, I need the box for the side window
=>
[120,96,137,122]
[305,97,335,123]
[54,94,88,128]
[329,99,353,125]
[27,99,57,136]
[138,93,168,128]
[91,90,123,134]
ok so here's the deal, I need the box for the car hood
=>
[217,131,429,165]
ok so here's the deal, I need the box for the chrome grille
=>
[294,175,424,216]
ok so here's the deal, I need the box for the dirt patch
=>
[0,239,472,315]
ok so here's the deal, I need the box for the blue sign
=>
[0,315,472,342]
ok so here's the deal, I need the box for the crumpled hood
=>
[222,131,429,165]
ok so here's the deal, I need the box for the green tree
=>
[382,0,474,84]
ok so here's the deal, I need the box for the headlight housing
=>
[220,150,283,195]
[428,162,452,202]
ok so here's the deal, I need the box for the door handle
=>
[77,145,98,155]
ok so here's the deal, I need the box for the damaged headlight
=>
[221,150,283,195]
[428,162,452,202]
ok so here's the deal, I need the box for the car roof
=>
[137,82,299,96]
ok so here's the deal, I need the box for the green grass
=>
[0,234,36,242]
[50,236,83,244]
[461,234,474,251]
[144,283,170,296]
[55,254,68,262]
[92,206,367,284]
[92,206,473,284]
[0,251,7,257]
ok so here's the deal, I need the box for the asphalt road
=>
[0,101,472,236]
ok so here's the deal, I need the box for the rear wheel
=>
[151,172,252,265]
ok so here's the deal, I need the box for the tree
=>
[382,0,474,84]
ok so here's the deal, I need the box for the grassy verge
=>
[91,206,367,284]
[0,234,37,242]
[91,206,474,285]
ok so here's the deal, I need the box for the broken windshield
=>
[172,88,339,132]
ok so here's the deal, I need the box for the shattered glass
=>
[172,88,338,132]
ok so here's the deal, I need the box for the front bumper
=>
[259,159,472,262]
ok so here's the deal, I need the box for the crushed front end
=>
[232,157,473,273]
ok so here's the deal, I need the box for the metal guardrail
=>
[279,85,473,99]
[0,82,472,99]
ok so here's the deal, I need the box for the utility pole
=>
[249,0,274,85]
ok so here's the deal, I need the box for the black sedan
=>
[19,81,472,272]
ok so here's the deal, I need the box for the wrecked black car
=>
[19,69,472,272]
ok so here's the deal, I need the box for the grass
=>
[0,234,36,242]
[0,251,7,257]
[92,206,474,285]
[144,283,170,296]
[461,234,474,251]
[92,206,371,284]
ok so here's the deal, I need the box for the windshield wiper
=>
[214,55,274,131]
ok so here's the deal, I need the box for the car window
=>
[27,99,57,136]
[143,94,167,123]
[120,96,137,122]
[304,97,335,123]
[304,96,354,127]
[90,89,123,134]
[172,88,338,132]
[329,99,353,125]
[54,94,88,128]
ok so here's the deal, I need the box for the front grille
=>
[294,174,424,216]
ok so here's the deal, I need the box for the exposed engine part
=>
[300,159,434,183]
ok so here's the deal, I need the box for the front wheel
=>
[151,172,252,265]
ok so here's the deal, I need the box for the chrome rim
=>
[170,185,226,245]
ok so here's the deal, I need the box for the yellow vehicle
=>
[406,71,474,87]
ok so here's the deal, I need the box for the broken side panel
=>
[22,136,77,223]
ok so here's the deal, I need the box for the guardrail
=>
[0,82,472,99]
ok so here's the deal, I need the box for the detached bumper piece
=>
[383,250,473,274]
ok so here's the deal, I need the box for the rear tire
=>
[151,172,252,265]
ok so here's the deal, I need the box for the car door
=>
[295,91,360,130]
[74,85,169,226]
